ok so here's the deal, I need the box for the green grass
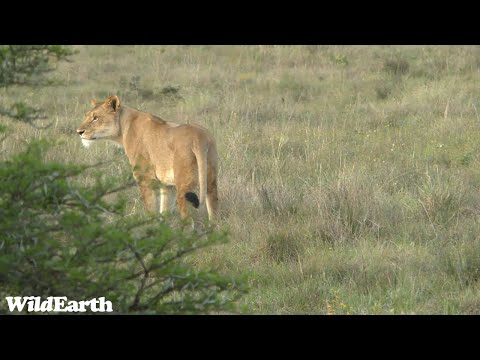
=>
[3,45,480,314]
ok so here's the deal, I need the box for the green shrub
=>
[0,102,49,128]
[0,139,246,314]
[383,58,410,76]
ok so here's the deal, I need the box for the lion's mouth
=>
[81,138,95,148]
[80,134,96,140]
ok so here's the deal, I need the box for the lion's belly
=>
[156,168,175,186]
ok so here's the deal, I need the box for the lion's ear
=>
[103,95,121,112]
[91,99,98,107]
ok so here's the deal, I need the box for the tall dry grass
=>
[2,45,480,313]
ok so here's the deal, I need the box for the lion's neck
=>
[109,106,138,147]
[112,106,166,148]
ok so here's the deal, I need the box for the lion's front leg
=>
[132,161,159,214]
[159,186,171,214]
[137,181,159,213]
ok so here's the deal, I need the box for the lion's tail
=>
[190,142,208,208]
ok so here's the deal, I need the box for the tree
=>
[0,45,76,127]
[0,45,75,87]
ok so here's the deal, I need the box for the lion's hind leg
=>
[173,151,198,221]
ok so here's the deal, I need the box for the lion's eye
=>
[92,116,98,122]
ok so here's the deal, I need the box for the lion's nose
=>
[77,129,85,136]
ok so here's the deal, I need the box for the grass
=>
[2,45,480,314]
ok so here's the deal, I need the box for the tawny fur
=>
[76,95,218,222]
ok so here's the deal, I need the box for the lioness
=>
[76,95,218,222]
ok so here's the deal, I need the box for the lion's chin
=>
[81,138,95,148]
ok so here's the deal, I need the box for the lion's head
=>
[76,95,121,147]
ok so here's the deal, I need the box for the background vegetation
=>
[2,45,480,314]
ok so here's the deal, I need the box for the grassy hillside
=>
[2,45,480,314]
